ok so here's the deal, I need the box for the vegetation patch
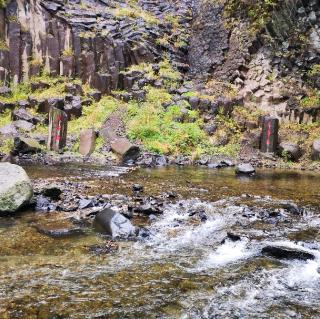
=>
[69,96,119,134]
[125,87,210,155]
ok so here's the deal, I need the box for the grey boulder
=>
[93,208,136,239]
[0,163,33,213]
[235,163,255,176]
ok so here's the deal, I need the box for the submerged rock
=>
[42,186,62,200]
[93,208,136,239]
[235,163,255,176]
[0,163,33,213]
[221,232,241,244]
[36,225,83,238]
[262,245,315,261]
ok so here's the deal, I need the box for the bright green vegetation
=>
[69,96,119,134]
[0,0,7,8]
[0,109,11,127]
[125,87,209,155]
[0,75,93,105]
[300,90,320,109]
[0,138,14,154]
[112,1,159,25]
[0,39,8,51]
[222,0,280,33]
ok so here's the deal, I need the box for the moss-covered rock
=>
[0,163,33,213]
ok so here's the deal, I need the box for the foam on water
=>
[197,238,256,269]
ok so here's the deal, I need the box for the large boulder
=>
[235,163,255,176]
[110,137,140,164]
[311,139,320,161]
[14,137,42,154]
[278,142,302,162]
[93,208,136,239]
[0,163,33,213]
[79,128,96,157]
[262,245,315,261]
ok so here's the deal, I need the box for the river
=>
[0,165,320,318]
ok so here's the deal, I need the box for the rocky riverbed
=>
[0,164,320,318]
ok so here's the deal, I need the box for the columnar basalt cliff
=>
[0,0,320,168]
[0,0,191,90]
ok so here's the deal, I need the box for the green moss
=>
[112,4,159,25]
[222,0,280,33]
[0,110,11,128]
[0,39,8,51]
[0,0,7,8]
[0,138,14,154]
[61,48,74,57]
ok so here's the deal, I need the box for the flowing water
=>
[1,165,320,318]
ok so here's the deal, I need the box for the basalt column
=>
[47,107,68,152]
[260,116,279,153]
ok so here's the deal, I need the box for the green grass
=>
[125,87,210,155]
[0,138,13,154]
[69,96,118,134]
[112,4,159,25]
[0,109,11,127]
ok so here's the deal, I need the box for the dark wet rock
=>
[135,203,163,215]
[93,208,136,238]
[0,163,33,213]
[42,186,62,200]
[279,142,302,162]
[88,241,119,254]
[35,225,83,238]
[12,108,42,124]
[64,83,83,96]
[110,138,140,164]
[88,91,102,102]
[138,227,151,239]
[164,191,177,199]
[199,211,208,222]
[282,202,302,215]
[14,137,42,154]
[132,184,144,192]
[221,232,241,244]
[235,163,255,176]
[311,139,320,161]
[30,81,50,92]
[262,245,315,260]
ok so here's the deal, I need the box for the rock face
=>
[262,245,315,261]
[279,142,302,162]
[260,117,279,153]
[235,163,255,176]
[311,139,320,161]
[0,0,190,89]
[0,163,33,213]
[93,208,136,239]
